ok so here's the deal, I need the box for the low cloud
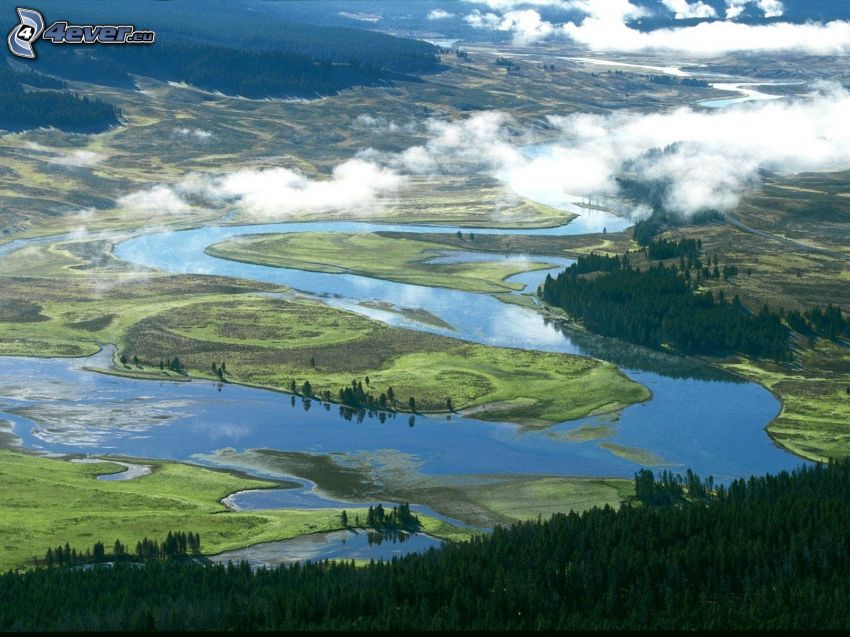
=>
[118,184,194,214]
[118,160,406,219]
[463,0,850,54]
[205,160,405,217]
[394,111,526,175]
[352,114,419,134]
[115,87,850,222]
[378,86,850,218]
[48,150,106,167]
[427,9,456,20]
[22,142,106,167]
[467,9,556,44]
[537,84,850,215]
[172,127,213,141]
[560,14,850,54]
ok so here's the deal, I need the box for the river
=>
[0,215,808,564]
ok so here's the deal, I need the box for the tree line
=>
[786,304,850,340]
[42,531,200,569]
[291,376,429,416]
[3,461,850,630]
[338,502,422,545]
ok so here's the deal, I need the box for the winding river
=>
[0,212,808,563]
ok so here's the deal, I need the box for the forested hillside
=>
[0,65,119,133]
[1,460,848,631]
[34,43,423,99]
[31,0,440,72]
[18,0,440,98]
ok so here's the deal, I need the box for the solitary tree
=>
[408,396,416,412]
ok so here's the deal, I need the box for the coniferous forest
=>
[0,66,119,133]
[34,36,438,99]
[1,460,849,631]
[540,250,791,360]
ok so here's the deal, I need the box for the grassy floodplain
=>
[0,450,395,572]
[122,295,648,426]
[206,231,560,294]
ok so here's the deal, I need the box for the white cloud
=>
[22,142,106,167]
[118,160,406,219]
[662,0,717,20]
[465,8,556,44]
[207,160,404,217]
[172,127,213,141]
[377,86,850,218]
[352,114,418,134]
[394,111,526,175]
[427,8,455,20]
[560,14,850,54]
[463,0,850,54]
[464,10,504,29]
[49,150,105,167]
[116,87,850,222]
[726,0,784,19]
[537,84,850,215]
[118,184,194,214]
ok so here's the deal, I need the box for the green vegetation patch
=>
[121,295,649,425]
[0,450,366,572]
[724,349,850,463]
[206,232,559,294]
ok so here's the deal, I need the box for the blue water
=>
[0,219,799,484]
[1,350,789,481]
[0,217,808,563]
[209,528,443,569]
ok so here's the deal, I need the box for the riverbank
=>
[0,450,476,572]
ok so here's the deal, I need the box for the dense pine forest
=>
[540,238,850,360]
[33,33,438,98]
[540,247,791,359]
[0,66,119,133]
[2,460,849,630]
